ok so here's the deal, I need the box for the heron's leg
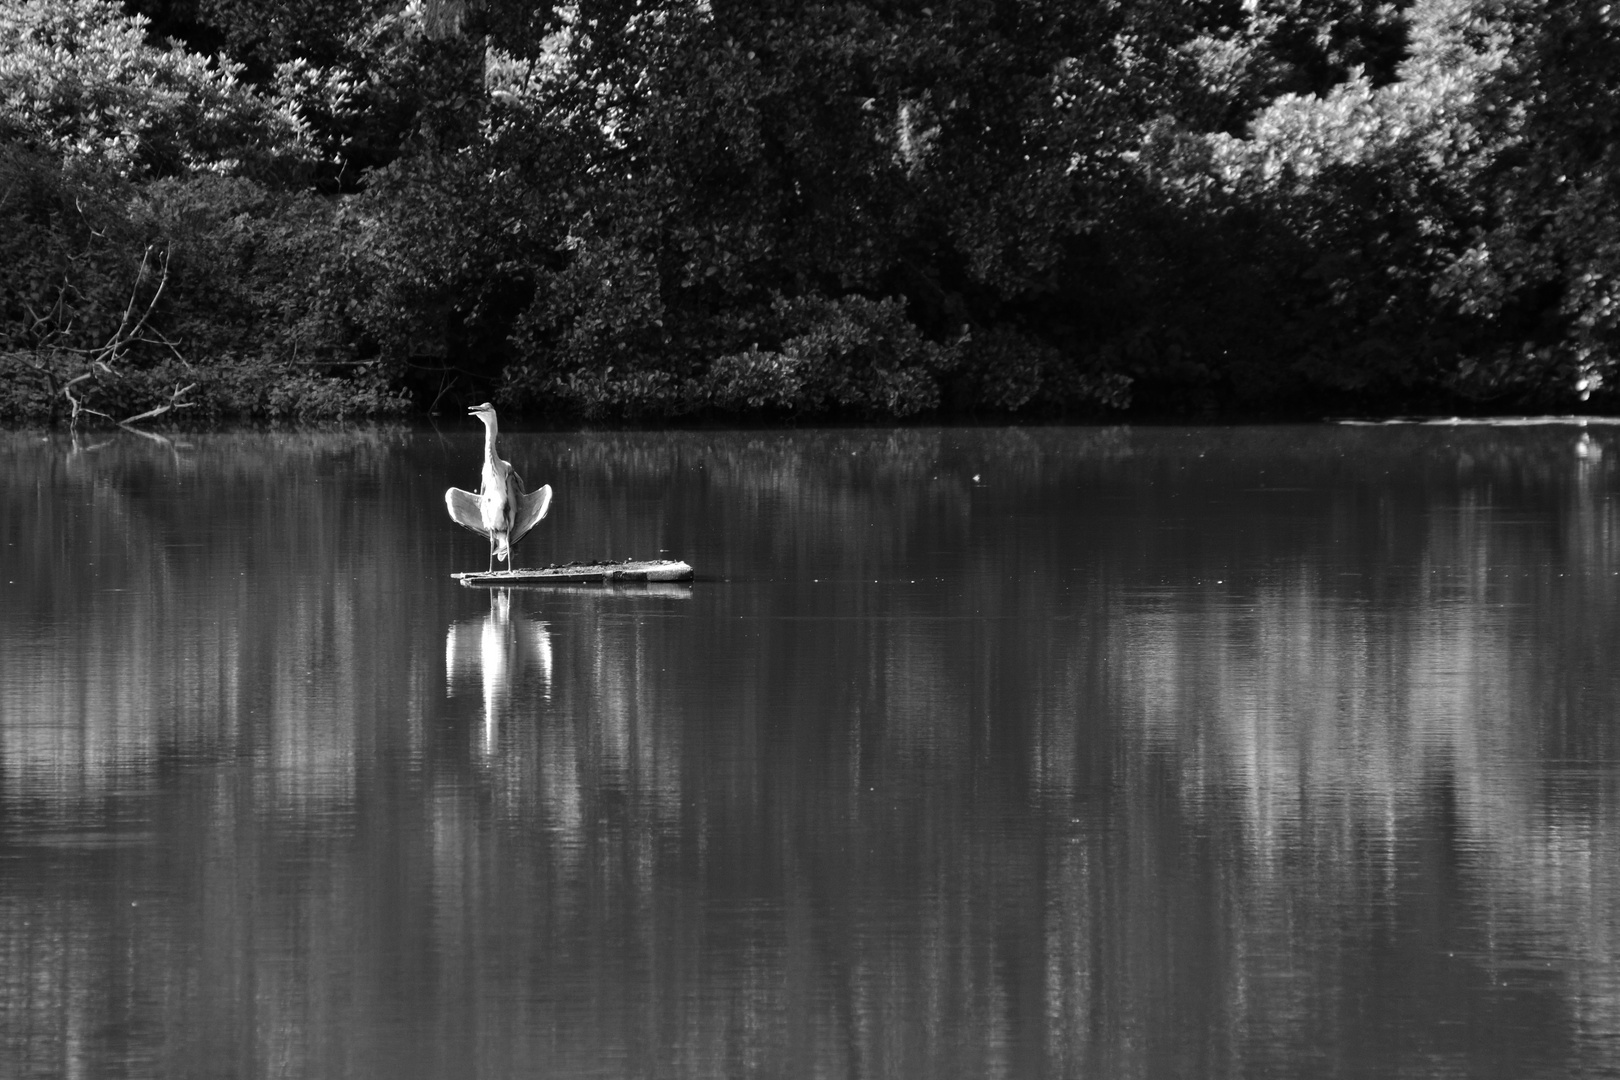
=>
[487,536,495,573]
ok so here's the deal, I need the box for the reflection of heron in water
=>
[445,402,552,572]
[445,588,553,755]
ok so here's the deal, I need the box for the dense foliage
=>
[0,0,1614,423]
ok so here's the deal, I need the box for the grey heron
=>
[445,402,553,572]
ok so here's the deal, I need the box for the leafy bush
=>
[1435,0,1620,405]
[0,0,308,181]
[1110,0,1529,412]
[504,293,953,420]
[0,146,407,423]
[695,295,955,418]
[947,327,1133,414]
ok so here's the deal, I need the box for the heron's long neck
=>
[481,416,499,466]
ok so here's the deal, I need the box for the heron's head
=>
[468,402,496,420]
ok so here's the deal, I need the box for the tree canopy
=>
[0,0,1612,423]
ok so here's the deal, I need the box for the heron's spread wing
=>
[510,483,552,545]
[445,487,490,537]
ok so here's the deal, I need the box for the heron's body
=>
[446,403,552,571]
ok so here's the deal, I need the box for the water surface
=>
[2,424,1619,1079]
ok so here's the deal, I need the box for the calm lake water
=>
[2,423,1619,1079]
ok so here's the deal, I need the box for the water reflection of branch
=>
[66,432,113,458]
[445,588,552,755]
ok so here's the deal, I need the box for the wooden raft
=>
[453,558,695,587]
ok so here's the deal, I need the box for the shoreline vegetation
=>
[2,0,1616,427]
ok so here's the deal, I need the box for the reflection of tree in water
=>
[3,427,1620,1077]
[1097,430,1620,1071]
[0,428,433,812]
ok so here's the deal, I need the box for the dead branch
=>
[138,325,191,366]
[99,246,170,367]
[429,372,459,414]
[110,246,152,344]
[117,382,197,429]
[25,244,192,429]
[63,371,113,428]
[1,349,47,374]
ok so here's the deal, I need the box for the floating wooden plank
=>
[453,559,695,587]
[507,581,694,600]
